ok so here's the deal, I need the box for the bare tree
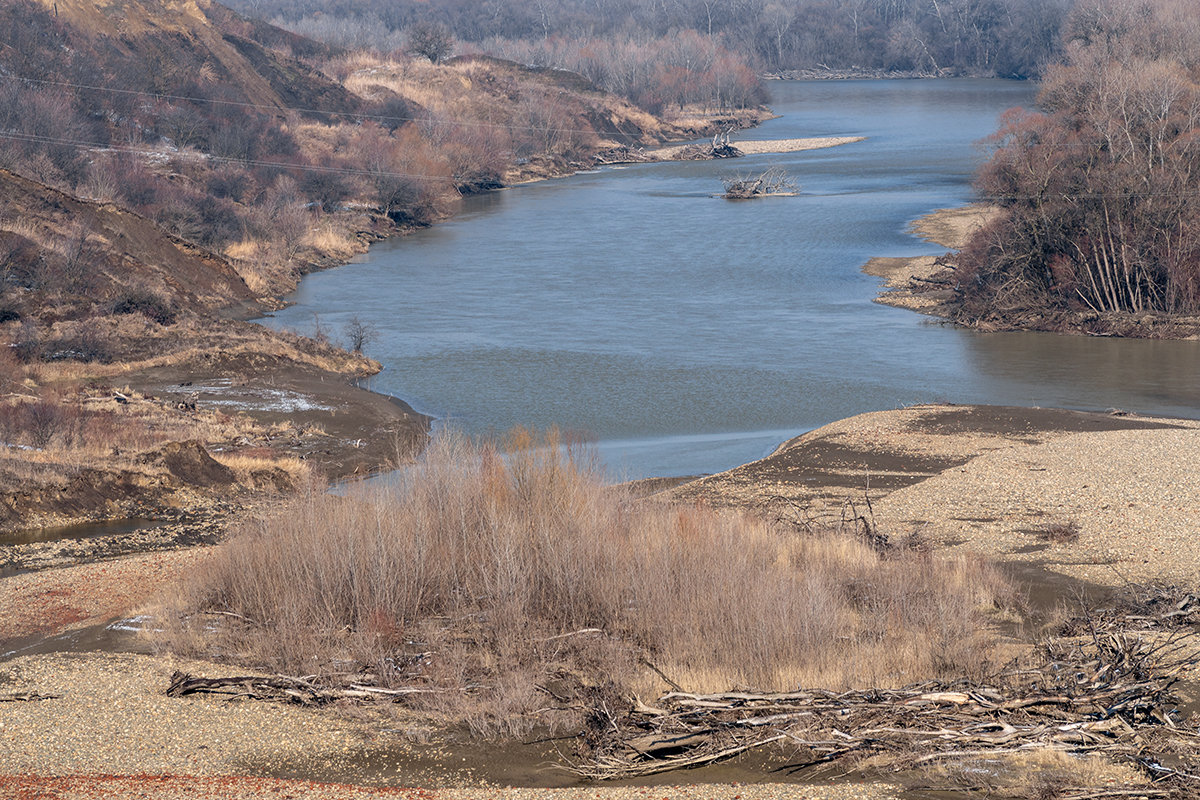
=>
[406,21,454,64]
[344,316,378,354]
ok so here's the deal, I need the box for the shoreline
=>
[867,203,1200,338]
[650,135,865,161]
[3,402,1195,798]
[663,403,1200,588]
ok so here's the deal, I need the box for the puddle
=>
[1,518,161,547]
[0,617,156,663]
[177,379,334,413]
[252,735,883,790]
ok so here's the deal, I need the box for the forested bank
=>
[230,0,1069,92]
[955,0,1200,331]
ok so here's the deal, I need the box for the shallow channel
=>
[265,79,1200,479]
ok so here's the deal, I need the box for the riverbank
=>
[665,403,1200,587]
[867,204,1200,338]
[3,403,1186,797]
[651,135,865,160]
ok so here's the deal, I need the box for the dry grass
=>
[344,60,464,113]
[300,221,360,259]
[921,749,1148,797]
[0,379,307,530]
[11,315,378,382]
[211,448,311,488]
[163,430,1013,733]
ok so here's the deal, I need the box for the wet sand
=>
[861,204,997,315]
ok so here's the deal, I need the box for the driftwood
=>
[672,131,743,161]
[0,691,59,702]
[569,595,1200,790]
[722,167,797,199]
[166,671,457,705]
[593,146,653,165]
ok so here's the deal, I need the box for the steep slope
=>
[25,0,359,114]
[0,168,255,317]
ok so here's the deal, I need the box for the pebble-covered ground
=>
[0,652,900,799]
[4,403,1197,799]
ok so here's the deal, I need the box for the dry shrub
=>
[1036,519,1081,544]
[0,338,19,393]
[166,431,1012,731]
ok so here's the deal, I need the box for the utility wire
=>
[0,72,666,139]
[0,129,463,181]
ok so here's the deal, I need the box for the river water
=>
[265,80,1200,479]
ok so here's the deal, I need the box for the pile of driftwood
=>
[593,145,654,165]
[166,670,452,705]
[569,596,1200,791]
[162,588,1200,794]
[672,130,742,161]
[722,166,797,199]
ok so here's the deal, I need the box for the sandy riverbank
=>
[651,135,865,160]
[666,403,1200,587]
[861,204,997,315]
[3,403,1194,797]
[866,204,1200,337]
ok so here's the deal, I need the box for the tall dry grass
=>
[168,431,1013,731]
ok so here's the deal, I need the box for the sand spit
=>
[665,403,1200,587]
[651,135,865,160]
[862,204,998,315]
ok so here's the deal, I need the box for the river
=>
[264,79,1200,480]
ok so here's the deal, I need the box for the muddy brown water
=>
[0,518,161,547]
[0,617,153,662]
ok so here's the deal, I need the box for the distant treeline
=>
[228,0,1070,80]
[959,0,1200,320]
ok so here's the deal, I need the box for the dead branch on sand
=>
[569,595,1200,792]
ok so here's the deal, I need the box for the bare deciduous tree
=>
[406,21,454,64]
[343,315,378,354]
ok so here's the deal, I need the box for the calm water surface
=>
[266,80,1200,478]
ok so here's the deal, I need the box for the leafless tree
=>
[343,315,378,354]
[406,21,454,64]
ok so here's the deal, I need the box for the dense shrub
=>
[111,287,176,325]
[960,0,1200,317]
[167,432,1011,731]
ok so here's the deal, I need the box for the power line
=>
[0,72,660,140]
[0,129,463,181]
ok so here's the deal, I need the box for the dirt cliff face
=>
[30,0,359,114]
[0,169,259,319]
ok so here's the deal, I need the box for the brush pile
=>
[572,590,1200,792]
[721,167,796,198]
